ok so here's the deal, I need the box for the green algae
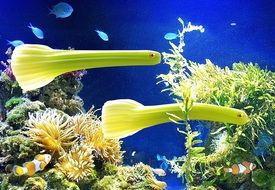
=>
[6,98,45,128]
[23,177,47,190]
[0,135,42,165]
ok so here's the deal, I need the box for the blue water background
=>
[0,0,274,188]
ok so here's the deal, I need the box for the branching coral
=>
[56,142,95,182]
[93,163,167,190]
[26,108,76,153]
[117,163,167,190]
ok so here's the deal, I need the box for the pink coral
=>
[0,48,15,80]
[63,70,87,79]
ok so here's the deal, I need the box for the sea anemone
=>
[56,142,95,182]
[70,107,100,136]
[69,108,124,164]
[85,125,124,165]
[26,108,76,153]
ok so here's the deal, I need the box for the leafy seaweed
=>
[158,18,275,189]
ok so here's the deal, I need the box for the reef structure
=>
[0,47,166,190]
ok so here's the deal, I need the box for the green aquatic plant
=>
[252,169,275,189]
[158,18,274,189]
[4,97,25,111]
[11,44,161,91]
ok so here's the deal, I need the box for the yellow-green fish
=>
[11,44,161,91]
[102,99,250,139]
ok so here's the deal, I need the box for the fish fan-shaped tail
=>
[102,99,146,139]
[11,44,59,91]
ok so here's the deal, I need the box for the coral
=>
[0,47,167,190]
[23,177,47,190]
[0,72,22,112]
[0,174,9,190]
[0,122,12,137]
[100,162,118,176]
[118,163,167,190]
[92,175,120,190]
[27,75,84,116]
[0,47,14,80]
[6,98,45,129]
[0,135,42,166]
[56,142,95,182]
[43,169,80,190]
[26,108,75,153]
[0,48,22,113]
[93,163,166,190]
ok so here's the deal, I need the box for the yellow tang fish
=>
[13,154,51,176]
[223,161,256,175]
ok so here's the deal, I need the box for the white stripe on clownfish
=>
[249,163,254,171]
[237,163,247,173]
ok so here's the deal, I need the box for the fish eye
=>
[149,53,155,58]
[237,113,243,118]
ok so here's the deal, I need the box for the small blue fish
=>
[95,30,109,41]
[28,23,44,39]
[6,40,24,47]
[156,154,169,171]
[164,32,178,40]
[49,2,73,18]
[254,132,273,160]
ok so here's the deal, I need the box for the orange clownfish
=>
[223,161,256,175]
[13,154,51,176]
